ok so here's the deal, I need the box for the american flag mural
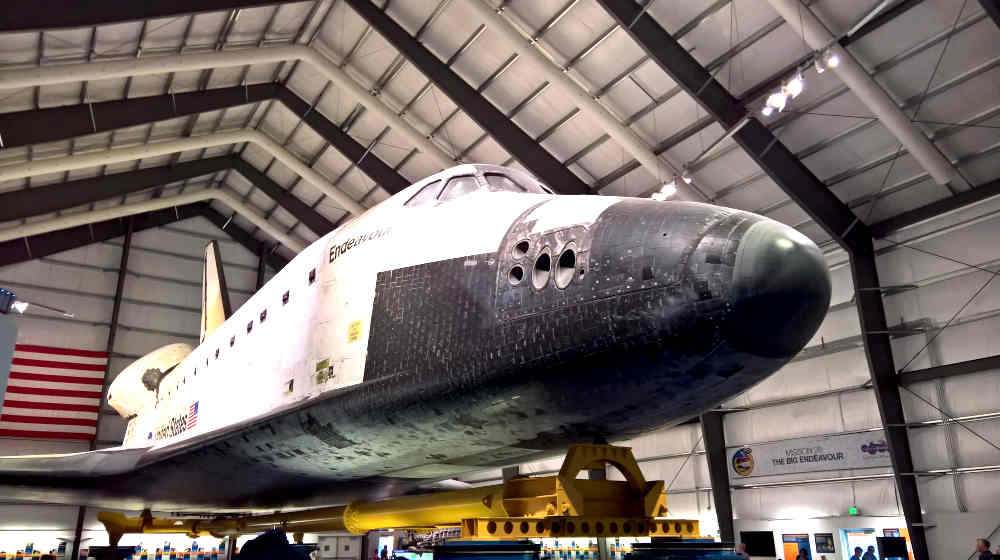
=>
[188,401,199,430]
[0,344,108,440]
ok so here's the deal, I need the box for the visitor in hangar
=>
[976,539,992,560]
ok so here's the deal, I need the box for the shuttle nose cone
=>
[725,219,831,358]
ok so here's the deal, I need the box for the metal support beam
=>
[871,177,1000,238]
[0,157,229,222]
[502,466,520,482]
[0,83,276,149]
[0,205,201,268]
[700,411,733,543]
[0,155,335,236]
[851,241,930,560]
[275,87,411,194]
[197,204,288,271]
[595,0,870,248]
[256,246,268,291]
[0,0,280,32]
[0,203,289,272]
[0,83,411,199]
[981,0,1000,30]
[74,215,134,560]
[94,215,133,446]
[901,353,1000,385]
[230,157,335,233]
[588,464,610,560]
[739,0,925,105]
[342,0,590,195]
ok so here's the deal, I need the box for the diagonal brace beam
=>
[0,1,281,33]
[197,204,288,271]
[595,0,869,250]
[0,203,289,271]
[0,83,411,196]
[0,155,336,236]
[342,0,590,195]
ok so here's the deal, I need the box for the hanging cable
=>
[897,384,1000,454]
[860,0,970,224]
[895,270,996,374]
[667,433,704,492]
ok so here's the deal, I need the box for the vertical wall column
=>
[850,243,931,560]
[71,216,134,560]
[700,411,734,543]
[589,466,610,560]
[256,245,268,292]
[502,465,520,482]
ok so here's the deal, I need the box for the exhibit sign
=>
[728,430,891,480]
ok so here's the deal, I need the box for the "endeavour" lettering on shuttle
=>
[329,227,391,263]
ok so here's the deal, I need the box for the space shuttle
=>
[0,164,831,512]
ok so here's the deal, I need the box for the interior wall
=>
[734,515,908,560]
[0,215,273,553]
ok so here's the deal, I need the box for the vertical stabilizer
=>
[201,241,232,343]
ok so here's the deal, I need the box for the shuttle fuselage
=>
[0,164,831,510]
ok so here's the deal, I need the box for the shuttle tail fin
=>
[200,241,232,343]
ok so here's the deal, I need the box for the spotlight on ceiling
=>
[824,48,840,69]
[761,105,775,116]
[766,91,788,112]
[784,74,804,98]
[651,179,677,201]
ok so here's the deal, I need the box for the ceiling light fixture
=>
[651,178,678,201]
[761,105,774,116]
[784,74,804,98]
[766,92,788,112]
[824,48,840,68]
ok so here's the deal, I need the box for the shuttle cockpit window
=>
[484,173,549,194]
[404,180,443,207]
[438,175,480,202]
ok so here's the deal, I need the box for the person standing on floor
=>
[975,539,992,560]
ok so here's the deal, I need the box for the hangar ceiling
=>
[0,1,998,557]
[0,0,996,266]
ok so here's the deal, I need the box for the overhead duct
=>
[0,129,365,217]
[764,0,959,187]
[0,187,306,252]
[462,0,700,200]
[0,45,456,170]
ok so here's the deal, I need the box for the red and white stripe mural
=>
[1,344,108,440]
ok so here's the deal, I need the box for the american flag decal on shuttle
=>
[188,401,199,430]
[0,344,108,440]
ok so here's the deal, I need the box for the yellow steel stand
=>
[99,444,699,543]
